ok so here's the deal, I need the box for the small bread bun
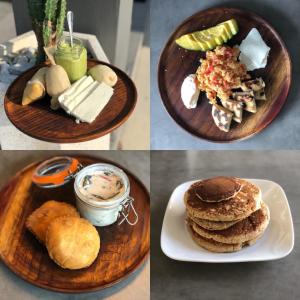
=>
[46,216,100,270]
[88,64,118,87]
[25,200,79,244]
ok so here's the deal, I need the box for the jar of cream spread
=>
[74,163,138,226]
[32,156,138,227]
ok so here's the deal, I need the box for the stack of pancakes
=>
[184,176,270,253]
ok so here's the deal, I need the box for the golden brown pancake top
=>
[191,176,242,202]
[186,179,260,217]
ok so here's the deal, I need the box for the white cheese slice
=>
[181,74,200,109]
[61,81,98,114]
[67,81,99,113]
[239,28,270,71]
[71,82,114,123]
[58,75,94,112]
[63,76,94,108]
[58,75,87,106]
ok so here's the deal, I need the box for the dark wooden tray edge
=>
[4,60,138,144]
[157,6,292,143]
[0,154,150,293]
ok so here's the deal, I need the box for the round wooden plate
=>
[158,7,292,142]
[4,60,137,143]
[0,155,149,293]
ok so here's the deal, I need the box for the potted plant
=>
[27,0,67,63]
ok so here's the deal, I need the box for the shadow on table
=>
[219,0,300,122]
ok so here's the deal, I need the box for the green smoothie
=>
[55,37,87,82]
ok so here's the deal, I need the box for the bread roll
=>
[88,64,118,87]
[25,200,79,244]
[46,216,100,269]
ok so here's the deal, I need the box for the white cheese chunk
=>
[71,82,114,123]
[58,75,94,112]
[181,74,200,109]
[239,28,270,71]
[66,81,99,113]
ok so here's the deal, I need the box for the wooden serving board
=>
[4,60,137,143]
[158,7,292,142]
[0,155,149,293]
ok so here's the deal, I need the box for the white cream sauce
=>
[78,170,125,201]
[181,74,200,109]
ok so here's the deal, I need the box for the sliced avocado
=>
[175,35,206,51]
[192,32,217,50]
[216,24,232,40]
[175,19,239,51]
[206,27,229,45]
[221,19,239,35]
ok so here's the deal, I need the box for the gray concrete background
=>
[151,0,300,149]
[0,151,149,300]
[151,150,300,300]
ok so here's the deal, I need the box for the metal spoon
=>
[67,11,74,47]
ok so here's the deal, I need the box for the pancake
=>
[190,202,270,244]
[188,222,263,253]
[187,212,241,230]
[185,178,262,221]
[26,200,80,244]
[191,176,242,202]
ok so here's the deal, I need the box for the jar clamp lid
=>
[32,156,82,188]
[32,156,139,226]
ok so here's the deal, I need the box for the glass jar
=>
[74,163,138,226]
[55,36,87,82]
[32,157,138,227]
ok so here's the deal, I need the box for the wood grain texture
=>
[4,60,137,143]
[158,7,292,142]
[0,155,149,293]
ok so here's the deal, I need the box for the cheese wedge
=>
[58,76,94,112]
[71,82,114,123]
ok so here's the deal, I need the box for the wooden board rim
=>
[157,6,292,143]
[0,155,150,293]
[4,59,138,143]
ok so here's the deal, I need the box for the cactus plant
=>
[27,0,67,63]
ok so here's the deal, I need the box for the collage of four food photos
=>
[0,0,299,300]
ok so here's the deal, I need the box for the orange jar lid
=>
[32,156,80,188]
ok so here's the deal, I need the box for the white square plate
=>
[161,179,294,263]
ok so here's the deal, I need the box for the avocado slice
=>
[206,27,230,45]
[175,19,239,51]
[220,19,239,35]
[175,34,207,51]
